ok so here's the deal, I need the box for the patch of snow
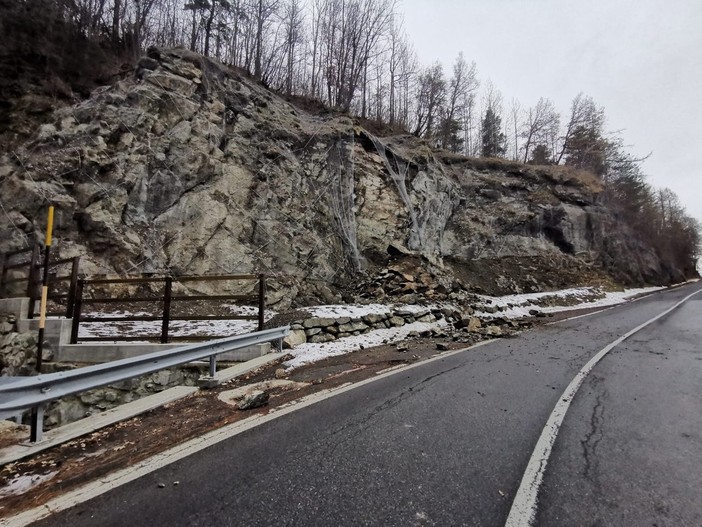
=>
[79,305,275,341]
[304,303,393,318]
[284,319,449,370]
[75,284,676,367]
[539,286,665,313]
[0,472,57,498]
[474,286,667,320]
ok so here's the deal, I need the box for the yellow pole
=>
[45,206,54,247]
[38,206,54,331]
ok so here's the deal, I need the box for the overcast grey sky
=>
[401,0,702,224]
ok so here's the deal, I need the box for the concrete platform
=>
[17,317,73,359]
[0,297,30,319]
[0,296,72,359]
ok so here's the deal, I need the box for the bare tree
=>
[521,97,559,163]
[386,13,404,125]
[507,98,521,161]
[316,0,396,111]
[252,0,280,79]
[437,52,477,151]
[286,0,304,92]
[395,34,416,129]
[413,62,445,138]
[308,0,329,98]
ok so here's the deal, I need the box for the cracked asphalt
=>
[536,287,702,526]
[33,283,702,527]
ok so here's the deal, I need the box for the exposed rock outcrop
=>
[0,48,684,308]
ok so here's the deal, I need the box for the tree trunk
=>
[112,0,121,44]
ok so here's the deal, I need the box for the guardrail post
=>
[258,274,266,331]
[26,245,40,319]
[65,256,81,318]
[29,404,45,443]
[70,279,84,344]
[161,277,173,344]
[209,355,217,377]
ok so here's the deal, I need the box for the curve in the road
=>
[504,287,702,527]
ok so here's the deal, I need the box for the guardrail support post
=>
[258,274,265,331]
[70,279,84,344]
[29,404,45,443]
[161,277,173,344]
[209,355,217,377]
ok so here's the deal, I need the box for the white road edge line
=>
[548,282,686,326]
[504,286,702,527]
[1,340,495,527]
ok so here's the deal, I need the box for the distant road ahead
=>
[33,283,702,527]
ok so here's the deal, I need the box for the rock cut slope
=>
[0,48,680,308]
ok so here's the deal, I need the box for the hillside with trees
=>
[0,0,699,291]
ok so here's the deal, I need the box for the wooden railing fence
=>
[70,274,266,344]
[0,247,81,319]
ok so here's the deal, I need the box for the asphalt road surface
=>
[33,283,702,527]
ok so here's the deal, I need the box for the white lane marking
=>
[505,287,702,527]
[1,340,495,527]
[548,283,689,326]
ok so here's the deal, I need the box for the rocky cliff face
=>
[0,48,680,308]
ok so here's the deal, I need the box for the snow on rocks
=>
[472,286,665,320]
[284,285,669,369]
[284,304,438,349]
[284,319,450,370]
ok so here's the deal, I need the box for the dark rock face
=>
[0,48,684,307]
[238,390,269,410]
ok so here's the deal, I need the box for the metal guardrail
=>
[0,326,290,441]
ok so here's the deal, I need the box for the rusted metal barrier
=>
[70,274,267,344]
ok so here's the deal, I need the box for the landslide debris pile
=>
[0,48,681,308]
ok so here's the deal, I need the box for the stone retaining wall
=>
[283,306,443,348]
[0,313,37,377]
[44,365,205,428]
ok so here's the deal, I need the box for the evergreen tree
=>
[437,115,463,152]
[528,144,551,165]
[564,125,607,177]
[481,106,505,157]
